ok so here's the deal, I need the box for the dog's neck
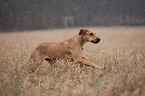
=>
[72,34,86,47]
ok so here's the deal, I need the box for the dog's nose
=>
[97,38,101,42]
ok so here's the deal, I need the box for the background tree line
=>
[0,0,145,32]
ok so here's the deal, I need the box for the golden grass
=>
[0,26,145,96]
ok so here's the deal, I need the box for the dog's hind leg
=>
[22,50,42,73]
[19,56,32,71]
[30,52,43,72]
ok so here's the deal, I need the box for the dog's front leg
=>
[70,49,104,70]
[77,57,104,70]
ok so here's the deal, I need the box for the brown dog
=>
[23,29,104,72]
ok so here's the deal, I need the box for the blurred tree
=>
[0,0,145,31]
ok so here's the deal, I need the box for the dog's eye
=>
[90,33,93,36]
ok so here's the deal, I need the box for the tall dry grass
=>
[0,27,145,96]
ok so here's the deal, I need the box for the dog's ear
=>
[79,29,88,35]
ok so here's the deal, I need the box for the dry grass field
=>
[0,26,145,96]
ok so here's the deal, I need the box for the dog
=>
[22,29,104,72]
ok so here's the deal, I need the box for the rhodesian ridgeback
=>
[23,29,104,72]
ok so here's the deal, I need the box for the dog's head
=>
[79,29,101,44]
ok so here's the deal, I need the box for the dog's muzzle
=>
[91,38,101,44]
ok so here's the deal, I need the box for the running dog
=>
[23,29,104,72]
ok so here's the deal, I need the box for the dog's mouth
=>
[91,38,101,44]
